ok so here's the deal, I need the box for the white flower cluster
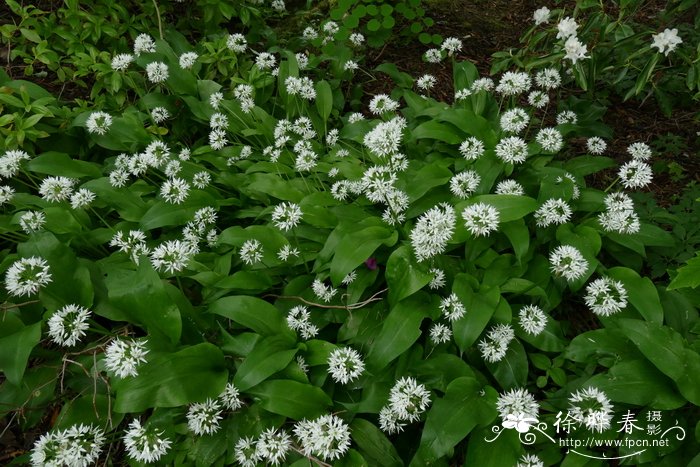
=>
[285,76,316,100]
[410,203,456,261]
[47,304,92,346]
[651,28,682,56]
[123,419,172,463]
[5,256,52,297]
[568,386,614,433]
[31,424,105,467]
[104,338,149,378]
[549,245,589,281]
[478,323,515,363]
[584,276,628,316]
[496,387,540,422]
[286,305,319,339]
[598,192,640,234]
[327,347,365,384]
[379,377,432,434]
[555,16,589,64]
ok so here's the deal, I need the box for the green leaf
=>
[103,261,181,343]
[630,54,659,99]
[607,267,663,325]
[247,379,331,419]
[501,219,529,260]
[208,295,290,336]
[412,120,461,144]
[463,425,521,467]
[315,80,333,122]
[584,359,686,409]
[374,63,413,88]
[113,343,227,412]
[486,338,528,389]
[385,245,432,304]
[668,253,700,290]
[233,335,297,391]
[614,318,700,405]
[367,293,431,371]
[140,191,216,231]
[564,155,617,176]
[452,277,500,351]
[350,419,404,467]
[415,377,497,462]
[330,220,397,285]
[26,152,102,178]
[453,60,478,91]
[0,321,41,385]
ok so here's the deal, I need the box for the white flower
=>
[495,136,528,164]
[536,127,564,152]
[363,116,405,157]
[496,71,531,96]
[416,74,437,91]
[240,239,264,265]
[209,91,224,109]
[323,21,339,36]
[192,171,211,189]
[533,6,550,25]
[549,245,588,281]
[428,267,446,289]
[294,414,351,461]
[518,305,547,335]
[496,388,539,421]
[234,437,260,467]
[255,428,291,466]
[110,230,149,264]
[349,32,365,46]
[341,270,357,285]
[429,323,452,344]
[568,387,614,433]
[379,405,406,434]
[455,88,472,100]
[440,293,467,321]
[70,188,96,209]
[271,202,303,231]
[479,323,515,362]
[348,112,365,123]
[160,177,190,204]
[534,198,571,227]
[619,160,653,189]
[5,256,52,297]
[286,305,319,339]
[86,111,112,135]
[424,48,443,63]
[111,53,134,71]
[179,51,198,69]
[31,424,105,467]
[271,0,285,11]
[462,202,500,236]
[123,419,172,463]
[145,61,169,83]
[209,129,228,150]
[328,347,365,384]
[450,170,481,198]
[564,36,589,64]
[598,208,640,234]
[556,110,578,125]
[295,52,309,70]
[587,136,607,155]
[277,244,300,261]
[557,17,578,39]
[0,149,30,179]
[627,142,652,161]
[150,239,194,274]
[187,398,223,435]
[255,52,276,70]
[39,176,76,202]
[0,185,15,205]
[527,90,549,108]
[47,304,91,346]
[410,203,456,261]
[312,278,338,302]
[19,211,45,234]
[151,106,170,123]
[344,60,358,71]
[219,382,243,410]
[441,37,462,55]
[495,179,525,195]
[227,33,247,52]
[535,68,561,90]
[518,453,544,467]
[651,28,682,56]
[303,27,318,40]
[369,94,399,115]
[285,76,316,100]
[388,377,431,422]
[584,277,628,316]
[104,338,148,378]
[500,107,530,134]
[471,77,495,92]
[133,34,156,56]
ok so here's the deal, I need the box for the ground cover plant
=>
[1,1,699,466]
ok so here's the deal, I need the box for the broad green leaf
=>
[668,253,700,290]
[584,359,686,409]
[367,294,431,370]
[486,338,528,389]
[374,63,414,88]
[248,379,331,419]
[26,152,102,178]
[607,267,663,324]
[54,394,123,430]
[565,328,639,362]
[233,335,297,391]
[414,377,497,462]
[564,155,616,176]
[208,295,289,336]
[412,120,461,144]
[452,277,500,351]
[103,261,181,343]
[113,343,227,412]
[453,60,479,91]
[385,245,432,304]
[501,219,529,261]
[614,318,700,405]
[400,161,452,202]
[463,426,521,467]
[350,419,403,467]
[0,321,41,385]
[315,80,333,122]
[330,221,397,285]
